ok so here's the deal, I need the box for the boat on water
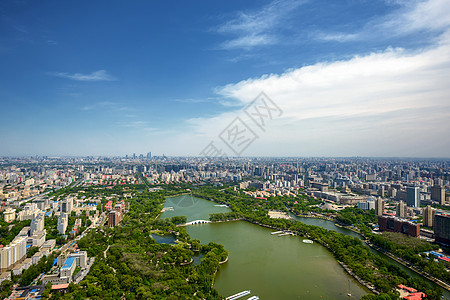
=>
[347,278,352,297]
[303,239,313,244]
[225,290,251,300]
[278,232,293,236]
[248,297,259,300]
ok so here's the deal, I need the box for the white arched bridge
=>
[182,220,211,226]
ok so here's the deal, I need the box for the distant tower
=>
[108,211,121,228]
[423,205,435,228]
[375,197,384,216]
[406,186,419,208]
[434,214,450,244]
[147,152,152,159]
[431,185,445,206]
[396,200,407,218]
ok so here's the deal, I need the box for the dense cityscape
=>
[0,156,449,299]
[2,0,450,299]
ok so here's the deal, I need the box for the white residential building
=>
[30,213,45,235]
[3,208,16,222]
[57,213,68,234]
[0,236,27,272]
[18,203,40,221]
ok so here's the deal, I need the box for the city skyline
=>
[0,155,449,298]
[1,0,449,157]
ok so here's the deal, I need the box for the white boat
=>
[248,297,259,300]
[303,239,313,244]
[278,232,293,236]
[225,290,251,300]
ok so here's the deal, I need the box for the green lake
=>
[160,195,367,299]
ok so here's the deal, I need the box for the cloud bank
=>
[178,0,449,157]
[188,39,450,157]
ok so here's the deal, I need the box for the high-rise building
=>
[0,236,27,272]
[396,200,407,218]
[57,213,68,235]
[108,210,121,228]
[431,185,445,205]
[406,186,419,207]
[435,214,450,245]
[378,186,385,197]
[30,213,45,235]
[61,197,73,214]
[434,178,444,186]
[375,197,384,216]
[0,246,10,272]
[147,152,152,159]
[114,203,122,214]
[423,205,435,228]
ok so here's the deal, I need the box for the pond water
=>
[161,195,367,299]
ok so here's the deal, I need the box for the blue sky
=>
[1,0,449,157]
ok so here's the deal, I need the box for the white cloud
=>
[380,0,450,34]
[221,34,275,50]
[53,70,116,81]
[315,0,450,43]
[313,32,359,42]
[217,0,304,49]
[186,32,450,157]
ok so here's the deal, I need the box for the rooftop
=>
[61,257,75,270]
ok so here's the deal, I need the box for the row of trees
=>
[0,219,31,245]
[209,212,242,222]
[47,184,227,299]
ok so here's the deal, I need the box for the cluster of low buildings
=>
[397,285,427,299]
[0,163,76,205]
[41,251,88,285]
